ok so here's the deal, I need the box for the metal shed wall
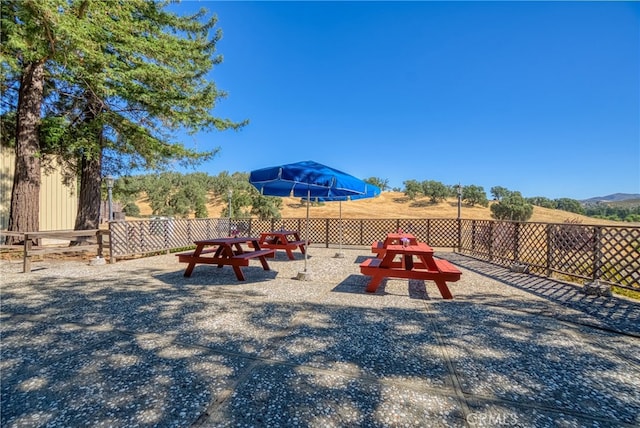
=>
[1,146,77,231]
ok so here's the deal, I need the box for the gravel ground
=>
[1,246,639,427]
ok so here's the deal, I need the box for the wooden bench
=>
[433,258,461,275]
[359,257,461,298]
[371,241,385,256]
[176,248,219,259]
[2,229,109,273]
[259,239,306,247]
[177,247,275,280]
[280,240,307,248]
[231,249,275,260]
[259,240,307,260]
[177,248,274,265]
[360,257,382,270]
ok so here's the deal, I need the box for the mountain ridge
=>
[581,193,640,204]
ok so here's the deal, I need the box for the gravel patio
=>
[1,247,639,427]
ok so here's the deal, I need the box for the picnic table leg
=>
[404,254,413,271]
[285,249,295,260]
[257,256,271,271]
[183,244,207,277]
[434,279,453,299]
[184,262,197,277]
[232,265,246,281]
[365,276,384,293]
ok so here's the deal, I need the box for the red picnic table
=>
[176,237,275,281]
[257,230,307,260]
[360,241,462,299]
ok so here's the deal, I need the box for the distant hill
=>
[582,193,640,205]
[135,191,629,225]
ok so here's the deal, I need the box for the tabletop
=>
[373,233,420,257]
[385,232,417,241]
[260,230,300,237]
[380,242,436,271]
[384,242,433,255]
[194,237,258,246]
[383,233,418,246]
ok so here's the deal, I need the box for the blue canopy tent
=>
[249,160,381,279]
[304,184,380,257]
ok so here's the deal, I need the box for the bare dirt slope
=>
[136,191,627,225]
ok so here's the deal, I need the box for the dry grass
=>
[136,191,629,226]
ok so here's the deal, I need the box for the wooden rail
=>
[1,229,110,273]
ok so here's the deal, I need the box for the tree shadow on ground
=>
[409,200,437,208]
[2,259,639,426]
[440,252,640,337]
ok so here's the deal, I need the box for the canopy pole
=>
[305,188,309,271]
[339,200,342,252]
[296,188,312,280]
[334,200,345,258]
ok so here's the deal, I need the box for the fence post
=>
[545,224,553,277]
[470,220,476,252]
[23,233,32,273]
[593,226,602,281]
[457,218,462,252]
[325,219,330,248]
[96,230,104,258]
[513,222,520,262]
[164,219,170,253]
[488,222,494,262]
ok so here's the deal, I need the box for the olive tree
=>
[490,191,533,221]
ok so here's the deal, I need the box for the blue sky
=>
[169,1,639,201]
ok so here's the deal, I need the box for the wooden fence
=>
[107,217,639,291]
[458,220,639,290]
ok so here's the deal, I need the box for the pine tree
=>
[2,0,246,235]
[1,0,55,243]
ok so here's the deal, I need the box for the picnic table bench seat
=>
[360,257,461,277]
[359,254,462,298]
[433,258,460,275]
[371,241,385,256]
[254,239,307,248]
[176,248,218,258]
[255,231,308,260]
[177,248,275,266]
[231,249,275,260]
